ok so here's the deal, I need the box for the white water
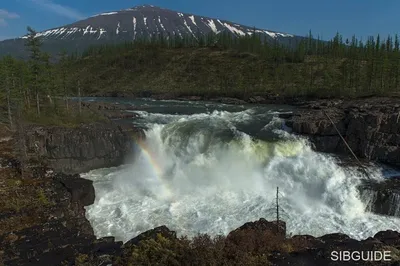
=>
[83,108,400,243]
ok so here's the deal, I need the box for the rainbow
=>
[134,139,174,200]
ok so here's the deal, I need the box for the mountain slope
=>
[0,4,303,57]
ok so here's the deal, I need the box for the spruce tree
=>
[25,26,43,116]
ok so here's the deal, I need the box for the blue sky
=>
[0,0,399,41]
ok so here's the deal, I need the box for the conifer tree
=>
[25,26,43,116]
[59,50,69,111]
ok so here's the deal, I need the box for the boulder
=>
[123,226,177,249]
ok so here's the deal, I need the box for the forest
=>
[1,27,400,127]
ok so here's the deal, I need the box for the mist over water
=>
[83,99,400,243]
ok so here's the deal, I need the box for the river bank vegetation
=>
[1,27,400,127]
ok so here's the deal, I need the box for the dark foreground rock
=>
[3,211,399,266]
[1,222,123,266]
[0,169,100,265]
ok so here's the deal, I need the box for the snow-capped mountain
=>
[0,4,302,57]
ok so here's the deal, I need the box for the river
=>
[81,98,400,243]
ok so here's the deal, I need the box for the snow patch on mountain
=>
[34,28,61,38]
[64,28,79,38]
[98,29,106,39]
[207,19,219,34]
[133,17,137,39]
[158,16,166,31]
[83,26,98,35]
[223,23,246,36]
[183,18,195,37]
[189,15,197,26]
[264,30,294,38]
[93,12,118,17]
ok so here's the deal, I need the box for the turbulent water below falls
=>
[83,99,400,243]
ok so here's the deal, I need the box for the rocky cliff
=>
[22,122,143,174]
[284,98,400,167]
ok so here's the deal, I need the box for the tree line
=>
[1,27,400,127]
[0,27,82,128]
[70,29,400,96]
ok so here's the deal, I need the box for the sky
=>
[0,0,399,41]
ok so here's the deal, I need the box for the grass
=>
[21,102,107,127]
[383,246,400,262]
[74,254,91,265]
[37,188,49,206]
[121,231,301,266]
[1,177,52,213]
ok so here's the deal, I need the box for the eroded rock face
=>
[359,179,400,217]
[285,98,400,167]
[22,122,142,174]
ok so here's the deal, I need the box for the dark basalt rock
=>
[228,218,286,238]
[359,179,400,217]
[1,223,123,266]
[58,176,95,206]
[318,233,352,243]
[0,170,104,266]
[286,97,400,167]
[22,122,141,174]
[123,225,177,249]
[119,226,178,263]
[374,230,400,246]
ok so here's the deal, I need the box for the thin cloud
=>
[0,9,20,27]
[29,0,85,20]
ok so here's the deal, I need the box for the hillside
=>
[0,4,303,58]
[61,44,399,100]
